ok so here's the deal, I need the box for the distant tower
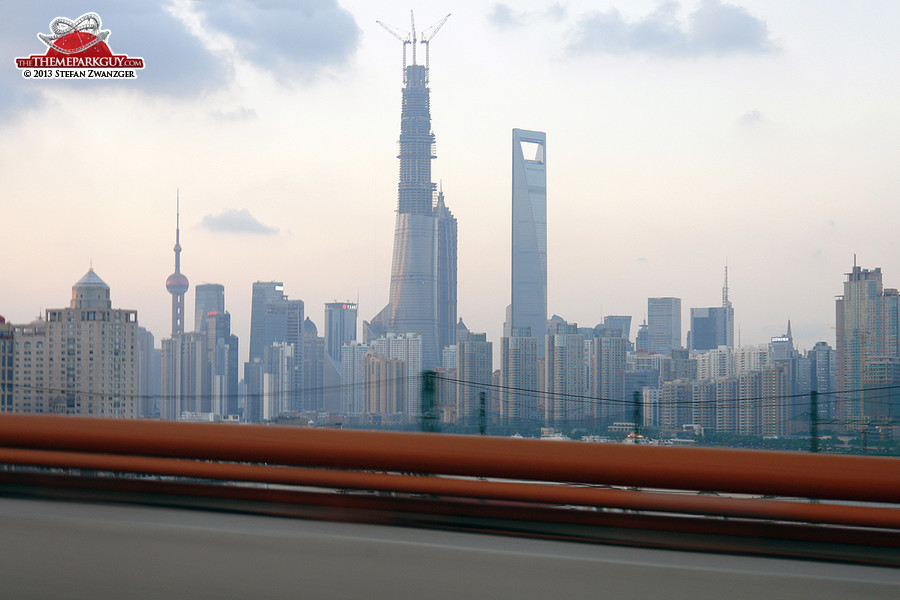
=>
[195,283,225,334]
[545,323,588,427]
[456,333,493,425]
[165,194,189,336]
[246,281,304,413]
[648,297,681,355]
[689,265,735,352]
[249,281,285,364]
[324,301,358,364]
[501,327,539,426]
[367,12,456,369]
[506,129,547,357]
[834,264,898,426]
[722,264,735,349]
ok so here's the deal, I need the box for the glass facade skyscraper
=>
[507,128,547,357]
[194,283,225,334]
[247,281,304,414]
[648,297,681,355]
[368,39,457,369]
[324,302,357,365]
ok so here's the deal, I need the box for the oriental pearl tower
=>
[165,194,189,336]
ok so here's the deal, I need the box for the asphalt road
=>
[0,497,897,599]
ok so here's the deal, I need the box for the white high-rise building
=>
[545,325,588,427]
[371,333,423,417]
[696,346,734,380]
[262,342,294,420]
[12,269,138,417]
[734,344,772,374]
[456,333,492,424]
[341,341,370,417]
[500,329,540,426]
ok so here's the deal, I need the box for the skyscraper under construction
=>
[366,14,457,369]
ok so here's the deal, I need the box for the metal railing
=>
[0,414,898,565]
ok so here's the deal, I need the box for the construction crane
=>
[377,11,451,78]
[420,13,451,74]
[376,17,411,73]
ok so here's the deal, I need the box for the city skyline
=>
[3,2,900,364]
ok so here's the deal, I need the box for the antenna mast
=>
[176,188,181,246]
[722,262,729,307]
[410,10,417,65]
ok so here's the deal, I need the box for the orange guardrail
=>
[0,414,898,564]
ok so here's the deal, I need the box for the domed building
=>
[11,268,138,417]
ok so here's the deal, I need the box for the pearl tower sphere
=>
[166,245,189,295]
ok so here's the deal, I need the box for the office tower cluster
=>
[340,332,422,424]
[161,207,239,422]
[243,281,304,421]
[237,290,360,424]
[155,201,361,424]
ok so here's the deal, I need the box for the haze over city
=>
[2,5,900,587]
[3,0,900,363]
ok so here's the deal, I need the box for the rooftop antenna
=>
[410,10,417,66]
[722,260,729,307]
[176,188,181,247]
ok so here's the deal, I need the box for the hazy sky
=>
[3,1,899,364]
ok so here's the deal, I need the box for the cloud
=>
[199,209,279,235]
[195,0,360,78]
[0,1,228,120]
[210,106,258,121]
[569,0,776,56]
[0,2,360,122]
[738,109,764,126]
[488,3,568,29]
[689,0,775,54]
[489,4,525,29]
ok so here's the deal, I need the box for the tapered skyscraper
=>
[368,14,457,369]
[506,129,547,357]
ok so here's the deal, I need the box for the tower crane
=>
[420,13,451,72]
[377,12,451,78]
[376,18,411,72]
